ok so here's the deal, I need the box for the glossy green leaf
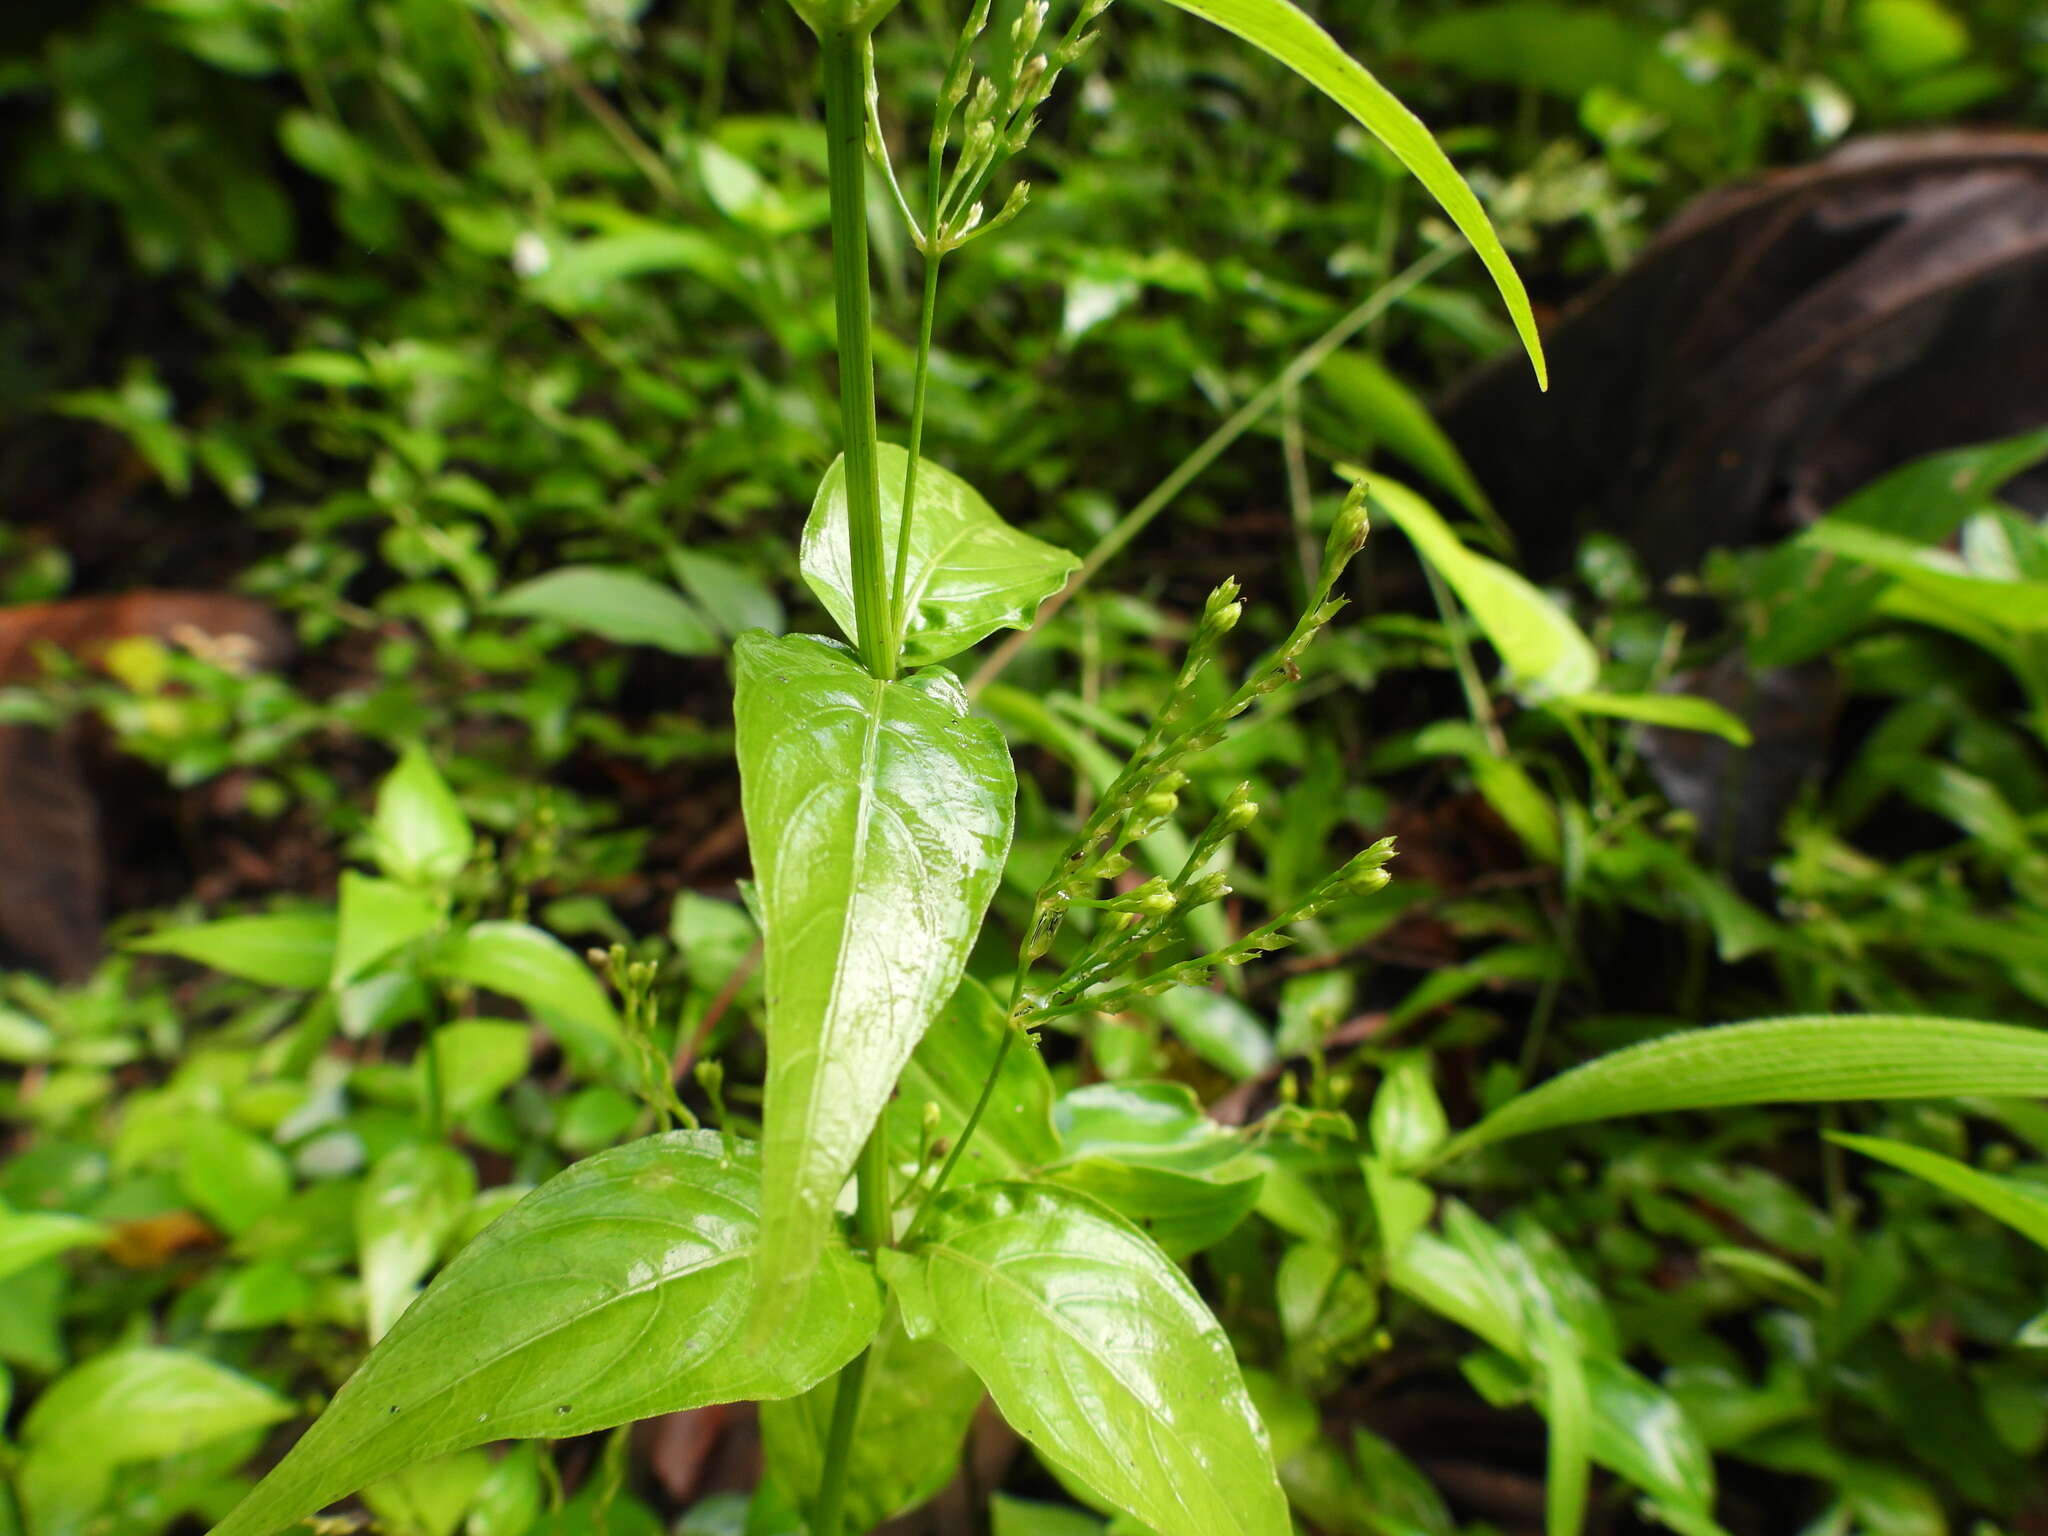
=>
[1047,1082,1264,1256]
[372,744,474,886]
[734,632,1013,1331]
[182,1120,292,1236]
[1154,0,1545,387]
[888,977,1059,1187]
[1830,1132,2048,1251]
[431,920,625,1067]
[1445,1016,2048,1159]
[334,872,444,987]
[493,566,717,656]
[801,446,1078,667]
[761,1305,983,1530]
[1371,480,1598,698]
[130,911,337,988]
[208,1133,881,1536]
[0,1209,105,1284]
[884,1181,1288,1536]
[1556,691,1754,746]
[356,1142,476,1341]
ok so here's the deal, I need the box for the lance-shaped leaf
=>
[883,1182,1289,1536]
[1831,1132,2048,1252]
[801,446,1078,667]
[1443,1015,2048,1160]
[1155,0,1545,387]
[735,632,1014,1331]
[206,1133,880,1536]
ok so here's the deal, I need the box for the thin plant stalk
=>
[968,244,1459,696]
[821,24,899,680]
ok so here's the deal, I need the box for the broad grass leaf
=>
[1446,1016,2048,1158]
[1556,691,1754,746]
[1830,1132,2048,1251]
[735,633,1013,1337]
[801,446,1078,667]
[884,1181,1289,1536]
[207,1133,880,1536]
[1153,0,1546,388]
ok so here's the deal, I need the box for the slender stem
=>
[812,1123,890,1536]
[811,1347,872,1536]
[1421,559,1505,758]
[903,1026,1015,1247]
[891,253,944,649]
[967,245,1460,697]
[821,24,898,679]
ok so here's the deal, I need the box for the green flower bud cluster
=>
[1013,478,1391,1027]
[866,0,1117,257]
[591,942,696,1131]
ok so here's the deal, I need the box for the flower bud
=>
[1323,481,1371,568]
[1219,783,1259,833]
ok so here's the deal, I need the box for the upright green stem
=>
[813,1125,891,1535]
[821,24,898,680]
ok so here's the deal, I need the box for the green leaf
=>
[181,1121,292,1237]
[1048,1082,1264,1257]
[130,911,337,988]
[884,1181,1288,1536]
[1371,479,1598,698]
[1153,0,1545,388]
[1369,1054,1450,1173]
[1830,1132,2048,1251]
[760,1305,984,1530]
[23,1347,291,1472]
[991,1495,1106,1536]
[420,1022,532,1120]
[1747,427,2048,666]
[494,566,717,657]
[372,744,475,886]
[1313,349,1494,519]
[0,1209,105,1284]
[207,1133,881,1536]
[1539,1311,1591,1536]
[668,548,785,638]
[1556,691,1754,746]
[1803,521,2048,631]
[1445,1016,2048,1159]
[1152,988,1275,1079]
[356,1142,476,1342]
[735,633,1013,1333]
[364,1452,491,1536]
[801,446,1078,667]
[334,872,444,987]
[431,921,625,1068]
[887,978,1059,1186]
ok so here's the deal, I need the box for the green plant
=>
[109,9,2048,1536]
